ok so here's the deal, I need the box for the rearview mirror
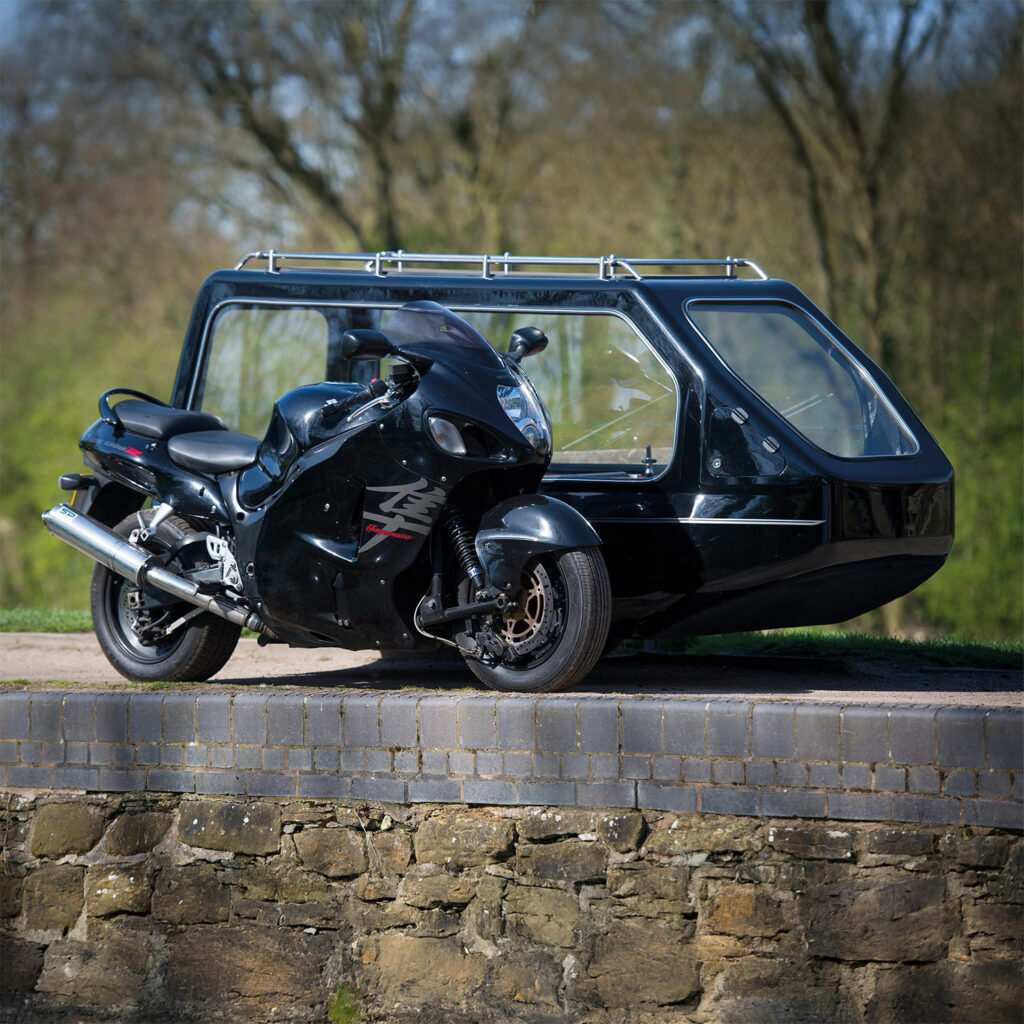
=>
[341,329,393,360]
[507,327,548,363]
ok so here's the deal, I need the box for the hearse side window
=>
[686,301,918,458]
[196,305,380,437]
[460,310,677,476]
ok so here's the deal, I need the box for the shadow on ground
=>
[212,648,1022,701]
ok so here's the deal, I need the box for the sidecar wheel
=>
[464,547,611,693]
[90,510,240,682]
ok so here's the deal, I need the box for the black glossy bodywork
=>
[77,264,952,645]
[77,302,593,650]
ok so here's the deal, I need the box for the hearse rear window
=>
[686,301,918,458]
[460,310,677,477]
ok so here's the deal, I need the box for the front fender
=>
[475,494,601,593]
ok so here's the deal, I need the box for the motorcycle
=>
[42,301,612,692]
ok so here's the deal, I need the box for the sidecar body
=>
[161,251,952,640]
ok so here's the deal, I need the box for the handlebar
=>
[321,378,389,426]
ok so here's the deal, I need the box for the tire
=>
[463,546,611,693]
[90,510,241,682]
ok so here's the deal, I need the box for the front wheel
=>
[464,547,611,693]
[91,510,241,682]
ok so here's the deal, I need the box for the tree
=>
[712,0,954,373]
[91,0,420,251]
[1,0,1020,638]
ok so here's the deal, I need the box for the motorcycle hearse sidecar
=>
[47,250,953,679]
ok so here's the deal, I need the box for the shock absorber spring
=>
[445,506,484,587]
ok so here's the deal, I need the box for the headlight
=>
[497,365,552,454]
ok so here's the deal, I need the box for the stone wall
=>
[1,690,1020,829]
[1,794,1021,1023]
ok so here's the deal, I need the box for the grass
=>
[0,607,260,639]
[0,678,208,690]
[327,986,363,1024]
[615,629,1024,670]
[0,608,92,632]
[660,630,1023,670]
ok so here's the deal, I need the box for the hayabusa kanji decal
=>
[362,477,446,551]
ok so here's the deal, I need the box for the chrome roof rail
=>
[233,250,769,281]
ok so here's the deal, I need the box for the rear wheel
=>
[463,546,611,693]
[90,510,240,682]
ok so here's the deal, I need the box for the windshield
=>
[383,301,499,363]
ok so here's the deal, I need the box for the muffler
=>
[41,503,263,633]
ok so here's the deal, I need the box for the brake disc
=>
[498,560,557,657]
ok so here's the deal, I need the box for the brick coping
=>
[1,690,1020,829]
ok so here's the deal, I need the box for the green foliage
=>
[0,282,188,610]
[0,608,92,632]
[913,424,1023,640]
[1,0,1020,642]
[327,986,363,1024]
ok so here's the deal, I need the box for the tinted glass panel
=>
[198,305,380,436]
[461,310,677,475]
[686,301,917,458]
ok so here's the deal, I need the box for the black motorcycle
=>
[42,301,611,692]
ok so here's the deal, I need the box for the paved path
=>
[1,632,1019,706]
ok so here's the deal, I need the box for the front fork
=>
[413,494,602,662]
[415,515,510,633]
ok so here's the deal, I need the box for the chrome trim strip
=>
[588,517,826,526]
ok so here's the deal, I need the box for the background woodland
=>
[1,0,1020,639]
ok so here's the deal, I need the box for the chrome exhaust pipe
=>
[41,503,263,633]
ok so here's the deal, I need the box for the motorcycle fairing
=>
[219,324,556,648]
[225,413,428,648]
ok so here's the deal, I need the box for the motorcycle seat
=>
[115,399,226,439]
[167,430,261,475]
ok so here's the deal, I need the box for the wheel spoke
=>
[460,547,611,693]
[92,508,241,682]
[109,576,185,661]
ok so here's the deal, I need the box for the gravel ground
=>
[1,632,1019,706]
